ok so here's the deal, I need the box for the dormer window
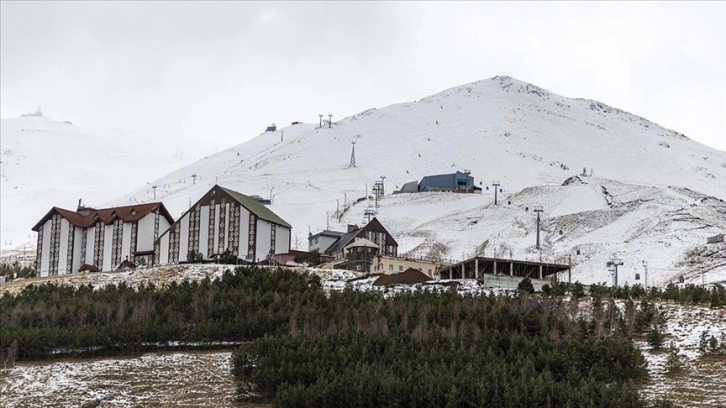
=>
[131,210,138,215]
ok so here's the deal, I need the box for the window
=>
[389,264,393,271]
[428,269,432,275]
[399,265,403,272]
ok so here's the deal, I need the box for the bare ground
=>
[638,302,726,407]
[0,350,269,408]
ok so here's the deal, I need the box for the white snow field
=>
[110,76,726,285]
[0,115,199,251]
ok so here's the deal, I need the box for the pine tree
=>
[665,341,683,374]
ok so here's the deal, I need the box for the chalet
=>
[707,233,725,244]
[323,218,398,260]
[32,202,174,276]
[154,185,291,265]
[342,238,379,271]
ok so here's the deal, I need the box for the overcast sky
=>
[2,1,724,154]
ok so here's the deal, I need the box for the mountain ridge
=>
[108,75,726,285]
[3,75,725,285]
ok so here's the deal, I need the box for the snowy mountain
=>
[0,115,199,251]
[5,76,724,284]
[110,76,726,285]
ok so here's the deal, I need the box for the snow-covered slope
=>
[0,115,198,250]
[374,177,726,286]
[19,75,726,284]
[115,76,726,285]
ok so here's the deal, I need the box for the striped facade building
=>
[154,185,291,265]
[32,202,174,276]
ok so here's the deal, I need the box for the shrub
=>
[572,281,585,299]
[517,277,535,294]
[648,327,665,349]
[665,341,682,374]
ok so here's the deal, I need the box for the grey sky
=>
[2,1,725,154]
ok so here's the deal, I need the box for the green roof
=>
[220,186,292,228]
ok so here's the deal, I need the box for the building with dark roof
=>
[395,171,482,194]
[154,185,292,266]
[308,230,344,253]
[324,218,398,261]
[32,201,174,276]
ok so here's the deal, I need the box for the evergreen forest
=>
[1,266,708,407]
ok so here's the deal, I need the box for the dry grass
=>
[0,264,233,296]
[638,302,726,407]
[0,350,270,407]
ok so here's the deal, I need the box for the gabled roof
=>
[323,229,359,255]
[324,218,398,255]
[219,186,291,228]
[345,238,378,250]
[311,230,345,239]
[373,268,431,286]
[32,202,174,231]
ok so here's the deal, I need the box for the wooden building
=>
[154,185,291,265]
[32,202,174,276]
[323,218,398,260]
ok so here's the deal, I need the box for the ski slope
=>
[110,76,726,285]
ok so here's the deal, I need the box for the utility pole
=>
[281,130,284,142]
[608,258,623,287]
[191,174,197,185]
[492,181,500,205]
[534,206,543,249]
[568,254,572,283]
[642,260,648,288]
[380,176,386,197]
[152,185,158,200]
[371,181,381,208]
[318,114,323,128]
[364,206,376,224]
[328,113,333,128]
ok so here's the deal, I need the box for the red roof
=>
[372,268,431,286]
[32,202,174,231]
